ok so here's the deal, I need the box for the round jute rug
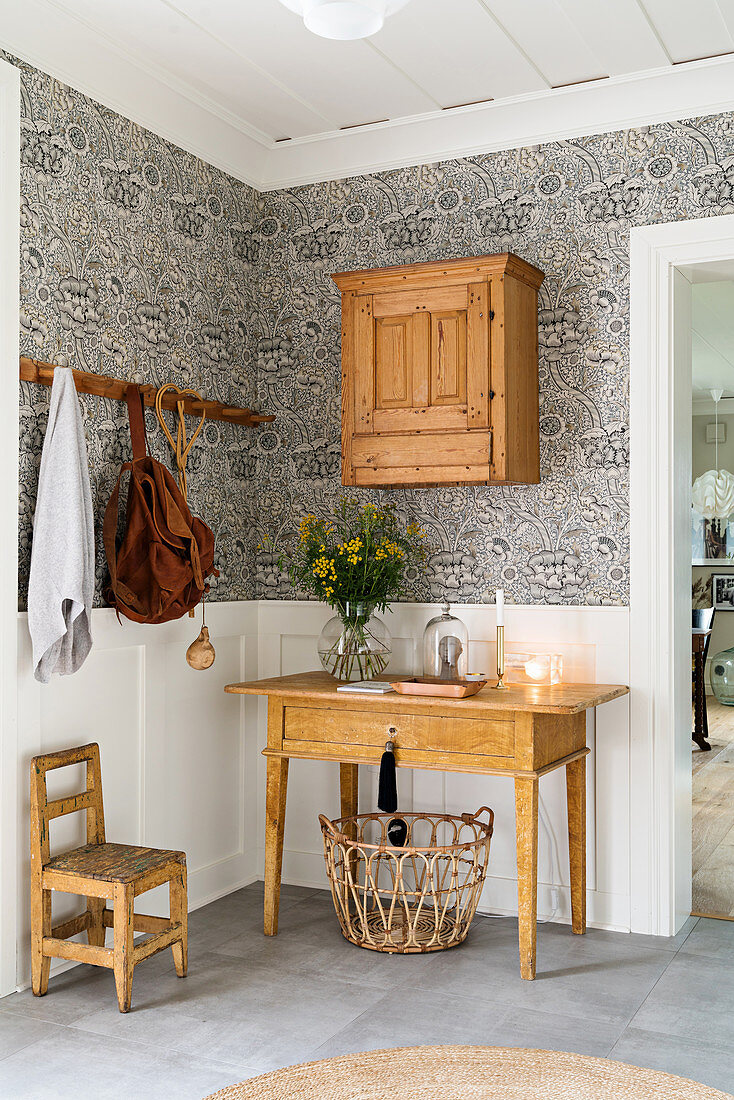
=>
[204,1046,733,1100]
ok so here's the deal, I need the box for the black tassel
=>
[378,740,398,813]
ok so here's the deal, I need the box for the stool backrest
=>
[30,743,105,869]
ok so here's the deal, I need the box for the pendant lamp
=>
[278,0,411,40]
[692,389,734,519]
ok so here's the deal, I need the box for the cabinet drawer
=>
[283,707,514,759]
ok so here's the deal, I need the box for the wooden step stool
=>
[30,743,187,1012]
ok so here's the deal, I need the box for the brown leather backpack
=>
[103,385,217,624]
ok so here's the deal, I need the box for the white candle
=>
[495,588,504,626]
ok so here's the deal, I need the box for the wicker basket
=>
[319,807,494,953]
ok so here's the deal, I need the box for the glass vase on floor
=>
[318,601,391,682]
[710,646,734,705]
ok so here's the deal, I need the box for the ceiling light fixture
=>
[279,0,411,40]
[692,388,734,518]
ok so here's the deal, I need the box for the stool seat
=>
[45,842,186,884]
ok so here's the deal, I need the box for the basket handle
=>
[462,806,494,830]
[319,814,340,839]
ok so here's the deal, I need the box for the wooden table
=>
[225,672,629,980]
[692,628,713,752]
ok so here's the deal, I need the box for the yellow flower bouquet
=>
[279,499,427,681]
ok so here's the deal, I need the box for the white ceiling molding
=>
[259,54,734,190]
[2,0,734,192]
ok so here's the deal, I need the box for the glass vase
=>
[318,601,391,682]
[710,646,734,705]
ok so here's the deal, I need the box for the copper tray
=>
[390,677,487,699]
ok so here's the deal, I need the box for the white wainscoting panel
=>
[9,597,630,994]
[256,602,631,933]
[14,601,260,991]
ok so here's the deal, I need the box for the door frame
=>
[629,214,734,936]
[0,55,20,997]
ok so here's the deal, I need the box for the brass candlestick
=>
[494,624,509,690]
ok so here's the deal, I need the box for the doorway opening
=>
[690,274,734,920]
[630,215,734,939]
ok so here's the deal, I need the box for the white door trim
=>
[0,55,20,997]
[629,214,734,936]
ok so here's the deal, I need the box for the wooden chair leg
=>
[87,897,106,947]
[113,884,135,1013]
[31,887,52,996]
[169,864,188,978]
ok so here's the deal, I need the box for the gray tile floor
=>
[1,883,733,1099]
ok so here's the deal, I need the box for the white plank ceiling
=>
[33,0,734,142]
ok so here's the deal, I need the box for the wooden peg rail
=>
[20,357,275,428]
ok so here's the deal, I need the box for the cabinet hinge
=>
[489,389,495,400]
[489,310,495,320]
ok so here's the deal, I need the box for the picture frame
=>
[712,573,734,609]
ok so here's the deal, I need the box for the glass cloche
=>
[423,603,469,680]
[710,646,734,706]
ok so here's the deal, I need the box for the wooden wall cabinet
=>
[333,252,544,488]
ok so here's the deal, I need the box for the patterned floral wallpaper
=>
[251,114,734,606]
[11,47,734,609]
[13,53,259,609]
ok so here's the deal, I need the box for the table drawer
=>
[283,706,514,759]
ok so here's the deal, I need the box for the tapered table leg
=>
[514,775,539,980]
[566,754,587,935]
[339,762,359,820]
[339,762,359,882]
[264,755,289,936]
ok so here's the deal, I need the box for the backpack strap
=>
[102,463,145,617]
[126,384,147,461]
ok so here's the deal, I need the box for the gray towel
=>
[28,366,94,683]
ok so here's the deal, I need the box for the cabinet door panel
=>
[411,312,430,407]
[467,281,490,429]
[375,315,411,409]
[353,295,375,434]
[430,310,467,406]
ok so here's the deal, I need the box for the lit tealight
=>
[524,656,550,682]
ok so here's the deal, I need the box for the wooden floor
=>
[692,698,734,918]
